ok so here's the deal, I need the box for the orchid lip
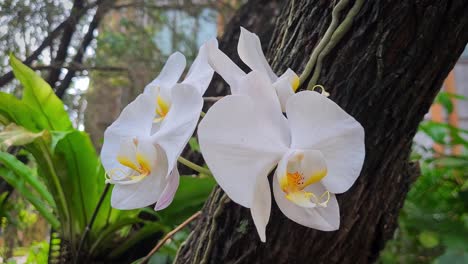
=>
[279,150,330,208]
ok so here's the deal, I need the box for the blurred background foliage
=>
[0,0,467,263]
[380,92,468,264]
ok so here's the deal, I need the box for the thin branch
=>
[140,211,202,264]
[55,0,113,98]
[46,0,86,87]
[32,63,128,72]
[0,1,99,87]
[112,0,224,10]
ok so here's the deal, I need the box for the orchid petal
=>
[273,69,299,112]
[240,71,290,146]
[286,91,365,193]
[153,84,203,176]
[206,40,245,93]
[111,143,168,209]
[273,177,340,230]
[154,166,180,211]
[144,52,186,99]
[251,175,271,242]
[183,39,216,95]
[238,27,277,81]
[198,95,285,207]
[101,93,155,172]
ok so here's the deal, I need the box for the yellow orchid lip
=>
[106,151,152,185]
[280,169,329,208]
[155,94,170,121]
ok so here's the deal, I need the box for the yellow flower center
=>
[105,140,153,185]
[280,169,330,208]
[155,94,170,122]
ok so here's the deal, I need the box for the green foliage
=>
[380,91,468,263]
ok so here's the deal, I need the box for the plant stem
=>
[75,183,111,263]
[177,156,212,176]
[299,0,350,86]
[140,211,202,264]
[308,0,364,88]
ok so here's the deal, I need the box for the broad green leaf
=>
[9,54,73,131]
[157,176,215,225]
[0,92,43,131]
[53,130,103,233]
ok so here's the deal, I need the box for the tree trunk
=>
[175,1,468,263]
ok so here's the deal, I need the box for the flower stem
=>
[299,0,350,86]
[140,211,202,264]
[177,156,212,176]
[75,183,111,263]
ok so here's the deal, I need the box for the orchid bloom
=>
[198,70,365,242]
[206,27,301,111]
[101,40,216,210]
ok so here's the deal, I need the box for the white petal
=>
[111,144,168,210]
[144,52,186,99]
[198,95,285,207]
[240,71,290,146]
[101,93,155,172]
[273,69,298,112]
[286,91,365,193]
[183,39,216,95]
[206,40,245,94]
[154,166,180,211]
[273,177,340,231]
[238,27,277,81]
[153,84,203,176]
[250,175,271,242]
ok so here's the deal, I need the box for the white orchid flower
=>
[206,27,300,111]
[101,40,216,210]
[198,70,365,242]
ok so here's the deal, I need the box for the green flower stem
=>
[308,0,364,89]
[299,0,350,86]
[177,156,212,176]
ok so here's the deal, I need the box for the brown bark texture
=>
[175,0,468,263]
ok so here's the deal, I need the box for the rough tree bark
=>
[176,1,468,263]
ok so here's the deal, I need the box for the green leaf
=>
[9,54,73,131]
[0,92,43,131]
[418,231,439,248]
[432,156,468,169]
[0,151,55,207]
[188,137,200,153]
[435,92,454,113]
[0,164,59,229]
[157,176,215,225]
[53,131,103,233]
